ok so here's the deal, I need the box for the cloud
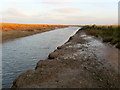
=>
[40,0,118,4]
[91,3,107,7]
[1,8,40,18]
[40,0,75,3]
[54,8,82,13]
[1,0,117,24]
[2,11,117,25]
[1,8,27,18]
[39,0,78,5]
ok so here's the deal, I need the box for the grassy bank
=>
[1,23,74,43]
[82,25,120,49]
[2,27,56,43]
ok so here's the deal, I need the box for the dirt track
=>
[12,29,119,88]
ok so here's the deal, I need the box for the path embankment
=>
[12,28,119,88]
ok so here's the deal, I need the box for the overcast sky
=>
[0,0,119,25]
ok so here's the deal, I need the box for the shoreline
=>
[11,28,118,88]
[1,23,82,43]
[2,27,64,43]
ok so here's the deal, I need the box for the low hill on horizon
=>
[0,23,82,31]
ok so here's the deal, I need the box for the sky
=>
[0,0,119,25]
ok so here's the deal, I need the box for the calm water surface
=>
[2,27,80,88]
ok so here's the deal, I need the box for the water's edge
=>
[3,27,80,88]
[12,28,118,88]
[11,28,81,88]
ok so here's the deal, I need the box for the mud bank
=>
[12,29,119,88]
[2,27,61,43]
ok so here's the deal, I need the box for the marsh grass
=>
[83,25,120,49]
[1,23,82,43]
[2,27,55,43]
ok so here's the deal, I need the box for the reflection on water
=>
[2,27,80,88]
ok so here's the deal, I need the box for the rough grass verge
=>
[82,25,120,49]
